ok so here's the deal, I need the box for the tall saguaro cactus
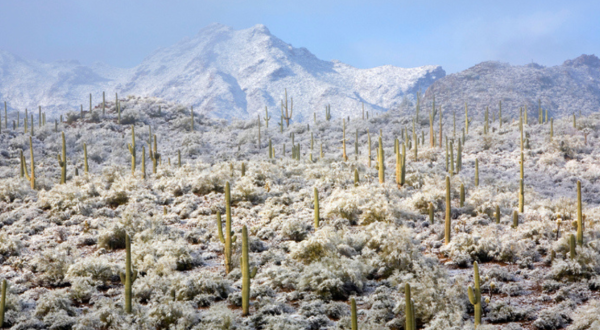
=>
[475,158,479,186]
[445,176,451,244]
[141,146,146,179]
[27,137,35,189]
[468,261,482,326]
[218,182,236,274]
[0,279,6,328]
[405,283,416,330]
[281,88,293,127]
[577,181,583,246]
[264,106,271,128]
[314,188,320,229]
[128,125,136,175]
[58,132,67,184]
[119,234,137,314]
[241,225,257,316]
[350,298,358,330]
[150,135,160,174]
[378,136,384,183]
[83,143,89,174]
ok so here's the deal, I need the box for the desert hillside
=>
[0,96,599,330]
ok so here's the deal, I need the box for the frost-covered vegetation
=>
[0,95,599,329]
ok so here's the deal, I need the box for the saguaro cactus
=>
[281,89,293,127]
[26,137,35,189]
[58,132,67,184]
[354,168,359,187]
[83,143,89,174]
[102,91,106,115]
[445,176,451,244]
[351,298,358,330]
[499,101,502,128]
[378,136,384,183]
[128,125,136,175]
[475,158,479,186]
[314,188,320,229]
[141,146,146,179]
[513,210,519,228]
[405,283,416,330]
[218,182,236,274]
[264,106,271,128]
[577,181,583,246]
[241,225,257,316]
[468,261,482,326]
[119,234,137,314]
[550,118,554,139]
[495,205,500,224]
[460,183,465,207]
[0,279,6,328]
[150,135,160,174]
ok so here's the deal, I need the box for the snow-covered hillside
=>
[0,95,599,329]
[419,54,600,121]
[0,24,444,121]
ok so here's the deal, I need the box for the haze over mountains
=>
[0,23,443,121]
[0,23,599,122]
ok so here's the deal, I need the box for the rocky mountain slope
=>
[0,24,444,121]
[419,54,600,122]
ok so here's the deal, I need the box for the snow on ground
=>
[0,95,599,329]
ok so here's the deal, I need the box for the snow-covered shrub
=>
[297,257,370,300]
[567,299,600,329]
[66,256,118,284]
[281,218,310,241]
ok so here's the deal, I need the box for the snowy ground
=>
[0,95,599,330]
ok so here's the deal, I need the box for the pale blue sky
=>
[1,0,598,73]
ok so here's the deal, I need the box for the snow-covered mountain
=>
[420,54,600,121]
[0,23,444,121]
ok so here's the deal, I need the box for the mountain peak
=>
[563,54,600,68]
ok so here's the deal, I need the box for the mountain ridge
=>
[0,23,443,121]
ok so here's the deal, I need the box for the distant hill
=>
[420,54,600,122]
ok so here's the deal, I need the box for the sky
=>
[1,0,599,73]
